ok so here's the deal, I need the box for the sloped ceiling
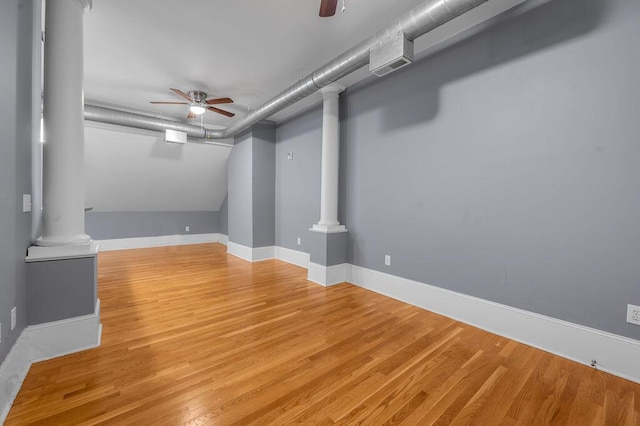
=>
[85,123,231,212]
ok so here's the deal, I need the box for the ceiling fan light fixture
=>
[189,104,206,115]
[153,89,234,118]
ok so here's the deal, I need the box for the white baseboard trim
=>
[308,262,352,287]
[227,241,252,261]
[24,299,102,363]
[218,234,228,245]
[253,246,276,262]
[275,246,310,269]
[0,299,102,423]
[97,233,223,251]
[349,266,640,384]
[0,333,30,424]
[226,242,311,268]
[227,241,275,262]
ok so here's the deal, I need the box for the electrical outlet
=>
[384,255,391,266]
[287,152,294,160]
[11,307,16,330]
[627,304,640,325]
[185,226,190,232]
[297,237,301,246]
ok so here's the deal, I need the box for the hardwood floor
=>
[6,243,640,425]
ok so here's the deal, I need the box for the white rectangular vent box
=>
[369,32,414,77]
[165,129,187,144]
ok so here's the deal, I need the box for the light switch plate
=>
[23,194,32,212]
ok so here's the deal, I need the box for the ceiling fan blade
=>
[170,88,193,102]
[319,0,338,17]
[187,111,196,119]
[205,97,234,105]
[208,106,235,118]
[150,101,189,105]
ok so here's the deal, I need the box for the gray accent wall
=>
[86,211,220,240]
[219,194,228,236]
[26,257,97,325]
[251,124,276,248]
[275,107,323,254]
[276,0,640,340]
[227,123,276,248]
[0,0,34,363]
[308,232,349,267]
[228,130,254,247]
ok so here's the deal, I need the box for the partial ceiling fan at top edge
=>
[319,0,338,17]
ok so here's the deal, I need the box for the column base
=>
[26,240,100,262]
[307,262,351,287]
[310,224,348,234]
[36,233,92,247]
[26,256,98,324]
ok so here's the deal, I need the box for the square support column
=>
[226,122,276,261]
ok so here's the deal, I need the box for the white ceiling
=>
[83,0,526,128]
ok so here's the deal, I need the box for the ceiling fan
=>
[319,0,338,17]
[150,88,235,119]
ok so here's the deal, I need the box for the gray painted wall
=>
[219,194,228,236]
[276,0,640,340]
[228,130,254,247]
[275,107,322,253]
[86,211,220,240]
[308,232,349,267]
[26,257,96,325]
[227,124,276,248]
[0,0,34,363]
[251,123,276,248]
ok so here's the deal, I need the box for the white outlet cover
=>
[185,226,190,232]
[627,304,640,325]
[23,194,32,212]
[384,255,391,266]
[297,237,301,246]
[11,307,16,330]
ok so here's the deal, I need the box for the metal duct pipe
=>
[84,0,488,139]
[203,0,488,139]
[84,105,210,139]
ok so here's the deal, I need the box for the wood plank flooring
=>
[6,243,640,425]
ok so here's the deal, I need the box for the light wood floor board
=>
[6,243,640,425]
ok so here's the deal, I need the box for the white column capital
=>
[321,85,345,96]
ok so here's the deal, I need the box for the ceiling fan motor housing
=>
[187,90,208,104]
